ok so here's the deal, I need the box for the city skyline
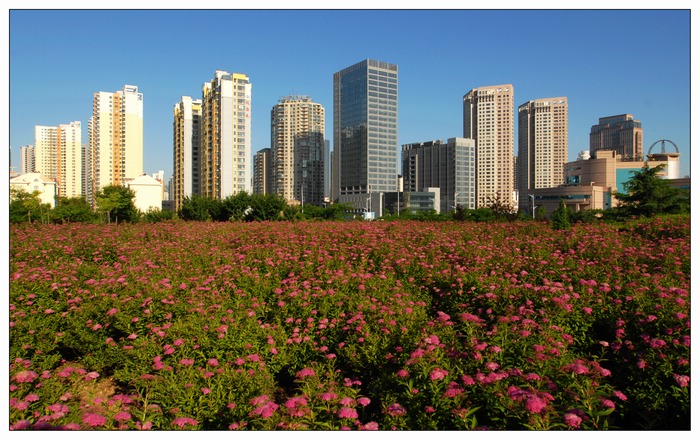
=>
[6,8,693,183]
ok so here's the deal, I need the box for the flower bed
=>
[9,217,690,430]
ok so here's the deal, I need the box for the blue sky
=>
[6,8,693,180]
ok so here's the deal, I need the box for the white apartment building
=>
[463,84,515,209]
[87,85,144,205]
[20,145,35,175]
[34,121,82,198]
[200,70,252,198]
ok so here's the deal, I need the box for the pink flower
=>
[82,413,107,427]
[179,358,194,366]
[24,393,40,402]
[385,403,407,417]
[360,421,379,430]
[564,412,583,428]
[340,397,355,406]
[357,397,371,407]
[114,411,131,421]
[613,390,628,401]
[396,369,410,378]
[171,417,198,428]
[525,395,548,414]
[338,407,359,419]
[673,374,690,387]
[600,399,615,409]
[429,367,448,381]
[319,392,338,401]
[201,387,211,395]
[207,358,219,367]
[84,371,100,380]
[107,308,118,316]
[13,370,38,383]
[296,367,315,379]
[10,420,32,430]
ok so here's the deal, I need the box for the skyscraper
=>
[589,114,643,161]
[87,85,143,204]
[34,121,82,198]
[19,145,35,174]
[173,96,202,212]
[271,95,325,205]
[517,97,568,212]
[463,84,515,209]
[200,70,252,199]
[334,59,398,210]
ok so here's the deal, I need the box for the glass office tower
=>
[333,59,398,208]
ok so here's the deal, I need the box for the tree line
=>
[9,164,688,226]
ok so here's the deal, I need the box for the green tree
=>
[95,185,138,223]
[9,188,51,224]
[550,198,572,230]
[245,193,288,221]
[178,194,215,221]
[51,196,97,223]
[142,207,176,223]
[614,164,689,217]
[535,205,547,221]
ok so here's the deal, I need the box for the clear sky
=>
[5,6,694,181]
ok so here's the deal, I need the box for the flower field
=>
[9,217,690,430]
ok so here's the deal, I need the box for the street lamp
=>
[590,182,595,210]
[528,194,535,219]
[454,192,460,212]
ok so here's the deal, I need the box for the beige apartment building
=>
[34,121,82,198]
[463,84,515,209]
[271,96,325,205]
[20,145,35,175]
[200,70,252,199]
[589,114,643,161]
[87,85,143,205]
[172,96,202,212]
[517,97,568,213]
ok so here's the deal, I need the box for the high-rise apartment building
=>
[589,114,643,161]
[200,70,252,199]
[334,59,398,210]
[253,148,272,195]
[19,145,35,174]
[324,140,331,201]
[463,84,515,209]
[401,137,476,212]
[34,121,82,198]
[517,97,568,212]
[173,96,202,212]
[87,85,143,204]
[271,95,325,205]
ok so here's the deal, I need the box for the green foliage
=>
[535,205,547,221]
[570,209,602,224]
[9,188,52,223]
[51,196,97,224]
[550,199,572,230]
[95,185,138,223]
[614,164,689,218]
[244,193,288,221]
[302,203,353,220]
[179,194,215,221]
[142,207,177,223]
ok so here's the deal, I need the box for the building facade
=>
[10,172,58,208]
[334,59,398,210]
[253,148,272,195]
[172,96,202,212]
[517,97,568,213]
[530,149,682,216]
[401,137,476,212]
[87,85,144,205]
[200,70,252,199]
[19,145,35,175]
[589,114,643,161]
[271,96,325,205]
[463,84,515,209]
[34,121,82,198]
